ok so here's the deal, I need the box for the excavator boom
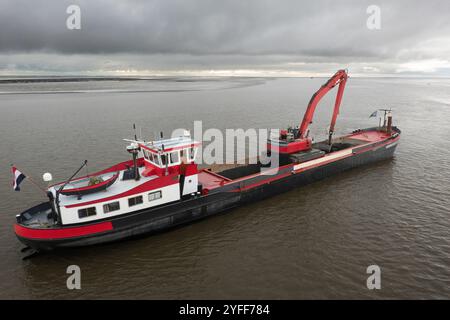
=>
[268,69,349,155]
[298,69,348,142]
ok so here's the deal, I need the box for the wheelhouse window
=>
[148,190,162,202]
[143,148,162,167]
[103,201,120,213]
[153,154,161,166]
[144,147,195,167]
[78,207,97,219]
[160,154,168,166]
[128,195,143,207]
[186,147,196,162]
[169,151,180,165]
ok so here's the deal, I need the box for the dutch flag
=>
[11,166,26,191]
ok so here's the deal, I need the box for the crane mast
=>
[298,69,348,144]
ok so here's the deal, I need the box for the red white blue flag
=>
[11,166,26,191]
[369,110,378,118]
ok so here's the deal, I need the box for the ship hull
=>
[15,133,399,251]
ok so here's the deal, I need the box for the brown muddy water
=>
[0,76,449,299]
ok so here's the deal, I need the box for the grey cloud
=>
[0,0,450,75]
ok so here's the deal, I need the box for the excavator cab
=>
[280,126,301,142]
[268,132,312,154]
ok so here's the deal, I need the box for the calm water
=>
[0,76,449,299]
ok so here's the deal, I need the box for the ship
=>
[14,70,401,252]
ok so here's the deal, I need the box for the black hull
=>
[17,139,399,251]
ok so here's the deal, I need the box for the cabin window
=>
[103,201,120,213]
[128,195,143,207]
[161,154,168,166]
[169,151,180,165]
[148,190,162,202]
[78,207,97,219]
[153,154,161,166]
[183,148,189,161]
[187,147,196,161]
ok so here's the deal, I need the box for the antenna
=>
[162,144,168,176]
[133,123,137,141]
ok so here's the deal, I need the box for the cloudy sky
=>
[1,0,449,76]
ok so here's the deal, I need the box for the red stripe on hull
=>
[15,221,113,240]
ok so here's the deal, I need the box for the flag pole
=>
[11,164,48,195]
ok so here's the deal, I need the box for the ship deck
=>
[198,170,231,190]
[198,128,393,190]
[346,129,392,142]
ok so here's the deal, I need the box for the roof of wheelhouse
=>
[140,135,200,153]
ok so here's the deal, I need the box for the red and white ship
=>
[14,70,401,252]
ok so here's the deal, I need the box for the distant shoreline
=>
[0,77,152,84]
[1,75,449,84]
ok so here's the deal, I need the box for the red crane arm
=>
[298,69,348,140]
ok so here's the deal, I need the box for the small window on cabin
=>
[78,207,97,219]
[184,148,192,161]
[103,201,120,213]
[153,154,161,166]
[170,151,180,164]
[128,195,143,207]
[148,190,162,202]
[188,147,196,161]
[161,154,167,166]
